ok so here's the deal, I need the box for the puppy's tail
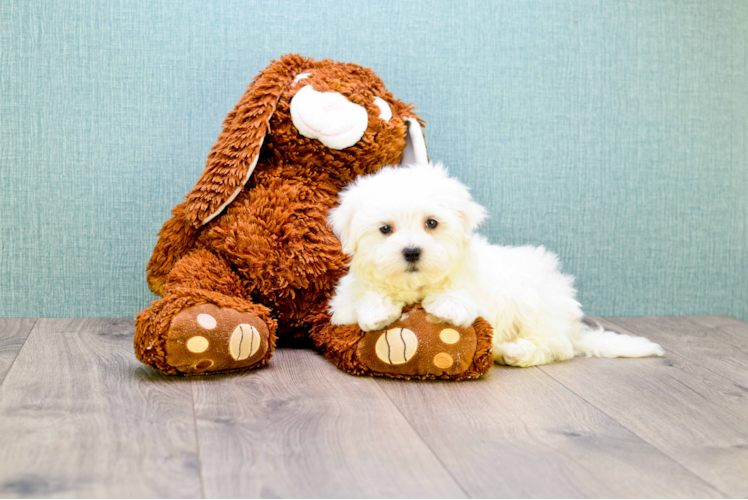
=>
[570,319,665,358]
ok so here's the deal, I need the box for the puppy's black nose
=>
[403,247,421,263]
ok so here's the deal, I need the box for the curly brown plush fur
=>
[134,54,492,379]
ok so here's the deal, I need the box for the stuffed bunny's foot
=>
[356,305,481,378]
[314,304,494,380]
[165,303,271,374]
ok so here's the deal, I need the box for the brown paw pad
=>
[165,304,269,374]
[356,305,477,377]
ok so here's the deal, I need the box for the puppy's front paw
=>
[423,294,478,328]
[357,295,403,332]
[330,305,357,326]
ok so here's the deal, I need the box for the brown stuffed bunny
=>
[134,54,493,379]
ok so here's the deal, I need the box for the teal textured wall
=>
[2,1,747,320]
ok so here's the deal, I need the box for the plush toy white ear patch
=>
[290,85,368,150]
[293,72,310,83]
[373,97,392,122]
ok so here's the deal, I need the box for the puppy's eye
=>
[379,224,393,235]
[373,97,392,122]
[425,219,438,229]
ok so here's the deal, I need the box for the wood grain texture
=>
[0,318,36,384]
[376,365,721,498]
[0,319,201,498]
[609,315,748,386]
[1,316,746,498]
[541,316,748,498]
[192,348,466,498]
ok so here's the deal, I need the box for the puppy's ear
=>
[328,193,358,255]
[184,54,313,227]
[460,200,488,235]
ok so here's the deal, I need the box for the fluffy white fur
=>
[328,162,664,367]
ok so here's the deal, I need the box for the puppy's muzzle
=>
[402,247,421,263]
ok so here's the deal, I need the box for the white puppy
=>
[328,162,664,367]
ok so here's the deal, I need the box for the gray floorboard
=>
[539,316,748,498]
[376,365,721,498]
[192,348,466,498]
[0,319,202,499]
[609,315,748,386]
[0,318,36,384]
[0,316,746,498]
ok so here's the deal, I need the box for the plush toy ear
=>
[400,117,428,166]
[184,55,310,227]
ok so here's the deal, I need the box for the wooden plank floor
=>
[0,316,746,498]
